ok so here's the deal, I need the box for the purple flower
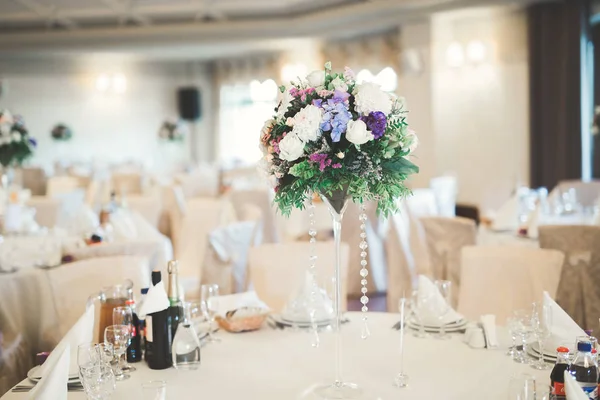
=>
[332,90,350,103]
[28,137,37,147]
[312,99,323,108]
[309,153,333,172]
[319,97,352,143]
[360,111,387,139]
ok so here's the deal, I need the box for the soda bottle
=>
[551,346,570,399]
[571,339,599,400]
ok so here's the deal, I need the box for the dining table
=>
[1,312,552,399]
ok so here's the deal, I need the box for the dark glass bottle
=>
[125,299,142,363]
[571,340,598,399]
[167,260,183,339]
[145,270,173,370]
[551,346,570,399]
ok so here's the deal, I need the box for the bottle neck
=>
[167,271,180,305]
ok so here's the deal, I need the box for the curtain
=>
[528,0,590,188]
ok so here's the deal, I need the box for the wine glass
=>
[530,302,552,370]
[77,343,99,382]
[112,306,135,372]
[507,373,536,400]
[104,325,130,380]
[200,284,220,343]
[409,290,429,338]
[433,280,452,340]
[506,316,519,357]
[80,363,116,400]
[141,380,167,400]
[512,309,533,364]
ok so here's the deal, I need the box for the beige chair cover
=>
[174,165,219,198]
[248,242,349,313]
[26,196,61,228]
[458,245,564,323]
[111,173,143,196]
[405,188,438,217]
[228,189,280,243]
[46,176,81,197]
[20,167,46,196]
[125,195,162,229]
[0,332,30,396]
[420,216,477,307]
[549,180,600,208]
[539,225,600,332]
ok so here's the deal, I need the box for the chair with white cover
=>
[539,225,600,332]
[420,216,477,307]
[174,164,220,198]
[46,176,81,197]
[549,180,600,208]
[430,176,457,217]
[124,195,162,229]
[26,196,61,228]
[46,255,150,338]
[228,189,279,243]
[111,173,143,196]
[20,167,46,196]
[458,246,564,323]
[249,242,349,313]
[405,188,438,218]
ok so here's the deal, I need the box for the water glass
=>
[507,373,536,400]
[80,363,116,400]
[409,290,429,338]
[433,280,452,340]
[530,302,553,370]
[512,309,533,364]
[104,325,130,380]
[201,284,220,343]
[172,302,201,370]
[506,317,519,357]
[141,380,167,400]
[112,306,136,372]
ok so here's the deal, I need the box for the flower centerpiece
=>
[0,110,36,169]
[51,124,73,141]
[158,119,187,141]
[258,62,418,399]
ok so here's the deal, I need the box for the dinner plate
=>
[408,318,468,329]
[272,314,334,328]
[529,341,558,360]
[27,365,80,383]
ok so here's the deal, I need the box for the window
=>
[218,79,278,167]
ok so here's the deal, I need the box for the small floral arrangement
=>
[0,110,36,168]
[258,62,418,216]
[51,123,73,141]
[158,119,186,141]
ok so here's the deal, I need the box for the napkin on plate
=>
[480,314,499,348]
[416,275,464,326]
[491,194,518,231]
[138,279,169,318]
[38,305,95,377]
[543,291,585,349]
[29,344,70,400]
[215,291,269,317]
[564,371,590,400]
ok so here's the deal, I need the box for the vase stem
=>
[331,210,343,386]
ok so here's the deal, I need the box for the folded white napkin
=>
[215,291,269,317]
[29,344,70,400]
[564,371,590,400]
[491,194,518,231]
[138,280,169,318]
[417,275,464,325]
[480,314,499,348]
[543,292,585,350]
[38,305,95,377]
[527,207,540,239]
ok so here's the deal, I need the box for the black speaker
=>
[177,87,201,121]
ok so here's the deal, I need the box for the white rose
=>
[291,105,322,142]
[279,134,305,161]
[404,128,419,153]
[306,70,325,88]
[11,133,20,142]
[0,124,10,136]
[329,76,348,92]
[346,120,374,145]
[276,90,294,120]
[353,82,393,116]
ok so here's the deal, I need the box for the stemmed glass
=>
[507,373,536,400]
[506,316,519,357]
[112,306,135,372]
[201,284,220,343]
[433,280,452,340]
[142,380,167,400]
[530,302,552,370]
[104,325,130,380]
[512,309,533,364]
[80,363,116,400]
[410,290,429,338]
[393,297,409,388]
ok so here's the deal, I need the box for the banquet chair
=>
[20,167,46,196]
[174,164,220,198]
[458,246,564,324]
[539,225,600,332]
[228,188,280,243]
[0,332,31,396]
[548,180,600,208]
[405,188,438,217]
[249,242,350,313]
[124,194,163,229]
[111,173,143,196]
[46,255,151,338]
[26,196,61,228]
[430,176,457,217]
[46,176,81,197]
[419,216,477,307]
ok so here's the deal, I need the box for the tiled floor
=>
[347,292,387,312]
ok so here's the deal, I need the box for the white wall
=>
[0,56,213,173]
[430,6,530,213]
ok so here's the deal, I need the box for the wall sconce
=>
[466,40,487,64]
[95,73,127,93]
[446,42,464,68]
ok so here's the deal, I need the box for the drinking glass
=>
[141,380,167,400]
[112,306,135,372]
[512,309,533,364]
[433,280,452,340]
[530,302,553,370]
[393,298,409,388]
[507,373,536,400]
[77,343,114,379]
[80,363,116,400]
[172,302,201,370]
[409,290,428,338]
[200,284,220,343]
[506,317,519,357]
[104,325,130,380]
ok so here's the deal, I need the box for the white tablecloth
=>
[1,312,551,399]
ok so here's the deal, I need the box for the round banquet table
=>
[1,312,551,400]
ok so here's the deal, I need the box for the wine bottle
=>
[145,270,173,370]
[167,260,184,339]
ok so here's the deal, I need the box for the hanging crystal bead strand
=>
[307,197,320,347]
[359,204,370,339]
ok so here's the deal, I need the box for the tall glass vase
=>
[310,189,362,400]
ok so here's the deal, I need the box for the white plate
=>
[28,365,79,383]
[272,315,333,328]
[529,342,558,360]
[408,318,467,329]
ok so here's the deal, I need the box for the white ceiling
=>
[0,0,545,60]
